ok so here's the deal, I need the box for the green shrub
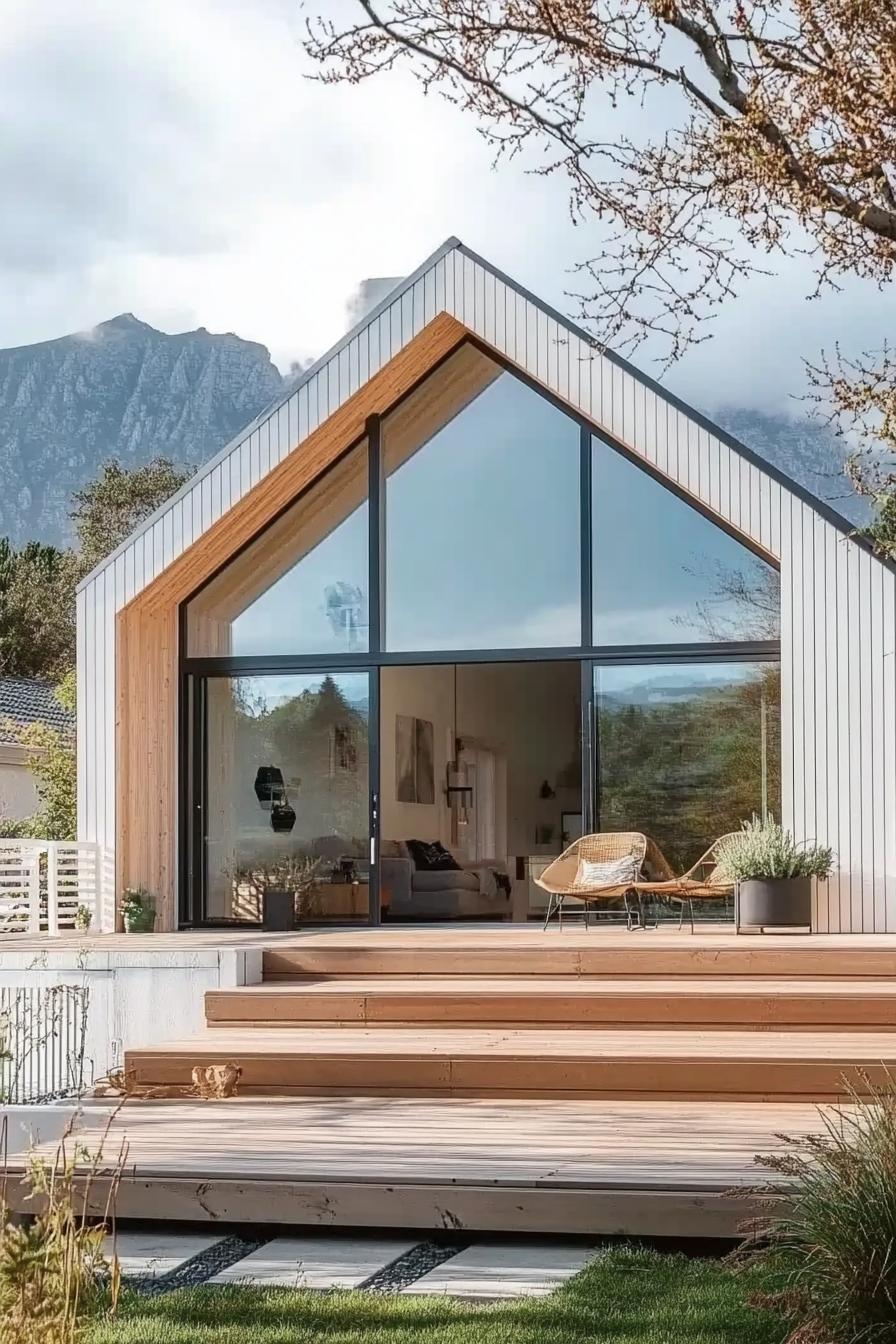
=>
[717,816,833,882]
[741,1076,896,1343]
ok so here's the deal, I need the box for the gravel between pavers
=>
[358,1241,468,1293]
[126,1235,271,1296]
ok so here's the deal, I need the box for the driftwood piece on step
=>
[95,1062,242,1101]
[190,1062,242,1099]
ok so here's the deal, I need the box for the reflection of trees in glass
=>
[675,556,780,641]
[231,674,369,855]
[597,665,780,872]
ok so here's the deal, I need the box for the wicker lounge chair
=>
[535,832,650,930]
[629,833,738,932]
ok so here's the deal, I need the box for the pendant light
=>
[445,664,473,822]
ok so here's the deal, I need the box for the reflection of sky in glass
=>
[385,371,581,650]
[192,362,780,661]
[229,504,369,656]
[593,440,780,644]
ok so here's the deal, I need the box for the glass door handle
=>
[370,791,379,864]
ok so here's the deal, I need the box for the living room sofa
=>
[380,841,511,920]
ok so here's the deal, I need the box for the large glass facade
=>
[594,661,781,871]
[186,443,368,657]
[593,438,780,644]
[181,337,783,925]
[382,344,581,650]
[200,672,371,923]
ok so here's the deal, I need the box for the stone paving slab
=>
[402,1241,599,1300]
[106,1232,222,1278]
[208,1236,418,1289]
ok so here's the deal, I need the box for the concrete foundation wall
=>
[0,946,262,1086]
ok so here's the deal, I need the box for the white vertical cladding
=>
[78,237,896,931]
[883,569,896,932]
[75,586,88,842]
[77,573,118,931]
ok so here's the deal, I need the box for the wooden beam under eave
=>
[116,312,469,930]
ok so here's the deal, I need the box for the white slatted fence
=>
[0,840,107,934]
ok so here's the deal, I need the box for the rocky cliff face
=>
[0,315,285,546]
[0,311,864,548]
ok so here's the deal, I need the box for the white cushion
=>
[573,856,639,889]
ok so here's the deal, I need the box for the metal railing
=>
[0,984,90,1104]
[0,841,112,934]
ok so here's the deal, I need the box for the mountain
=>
[0,315,285,546]
[0,313,867,548]
[713,406,867,526]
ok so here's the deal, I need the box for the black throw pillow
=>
[407,840,461,872]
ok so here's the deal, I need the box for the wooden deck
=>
[13,925,893,1237]
[7,1097,836,1237]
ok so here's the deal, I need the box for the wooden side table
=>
[313,882,391,920]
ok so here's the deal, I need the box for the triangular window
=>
[592,439,779,644]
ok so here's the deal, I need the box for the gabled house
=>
[76,238,896,934]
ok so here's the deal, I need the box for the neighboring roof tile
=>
[0,677,75,744]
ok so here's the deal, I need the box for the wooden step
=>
[7,1097,838,1237]
[206,976,896,1030]
[262,938,896,981]
[124,1026,896,1101]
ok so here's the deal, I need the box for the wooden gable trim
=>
[116,312,468,928]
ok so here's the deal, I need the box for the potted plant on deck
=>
[229,854,323,930]
[717,817,833,931]
[120,887,156,933]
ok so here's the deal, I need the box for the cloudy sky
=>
[1,0,889,415]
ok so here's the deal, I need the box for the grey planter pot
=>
[263,888,296,931]
[737,877,812,931]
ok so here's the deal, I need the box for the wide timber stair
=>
[125,934,896,1103]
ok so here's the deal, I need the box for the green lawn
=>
[85,1247,787,1344]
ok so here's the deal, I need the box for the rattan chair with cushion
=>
[629,833,738,932]
[535,832,648,930]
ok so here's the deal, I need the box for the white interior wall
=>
[379,661,581,862]
[380,663,454,847]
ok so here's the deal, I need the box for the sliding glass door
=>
[189,669,377,925]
